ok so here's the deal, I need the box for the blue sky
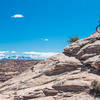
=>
[0,0,100,58]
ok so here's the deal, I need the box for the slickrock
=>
[44,53,82,75]
[64,38,92,56]
[77,40,100,59]
[64,32,100,60]
[84,55,100,70]
[52,80,89,92]
[42,88,59,96]
[23,90,44,99]
[1,31,100,100]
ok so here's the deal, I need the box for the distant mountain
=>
[0,51,58,60]
[1,56,33,60]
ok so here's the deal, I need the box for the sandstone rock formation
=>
[1,31,100,100]
[0,60,40,82]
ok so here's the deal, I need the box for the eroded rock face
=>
[77,41,100,59]
[64,32,100,71]
[64,32,100,60]
[44,53,82,75]
[42,88,59,96]
[52,80,89,92]
[23,90,44,99]
[1,32,100,100]
[64,38,96,56]
[84,55,100,70]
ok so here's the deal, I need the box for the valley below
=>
[0,60,40,82]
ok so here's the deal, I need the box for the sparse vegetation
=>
[68,36,79,43]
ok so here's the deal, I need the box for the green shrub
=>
[68,36,79,43]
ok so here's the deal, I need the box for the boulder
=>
[42,88,59,96]
[77,40,100,59]
[64,32,100,60]
[52,80,89,92]
[91,80,100,96]
[64,37,96,56]
[23,90,44,99]
[80,54,96,60]
[44,53,82,75]
[84,55,100,70]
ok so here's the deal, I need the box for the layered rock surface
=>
[1,32,100,100]
[0,60,40,82]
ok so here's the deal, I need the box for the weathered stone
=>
[64,32,100,61]
[77,41,100,59]
[91,80,100,96]
[52,80,89,92]
[44,53,82,75]
[1,32,100,100]
[23,90,44,99]
[42,88,59,96]
[84,55,100,70]
[64,38,89,56]
[13,96,23,100]
[64,37,96,56]
[80,54,96,60]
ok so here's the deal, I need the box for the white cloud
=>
[44,39,48,41]
[41,38,49,42]
[0,54,5,59]
[11,51,16,53]
[0,51,8,53]
[0,51,8,59]
[24,51,58,59]
[11,14,24,18]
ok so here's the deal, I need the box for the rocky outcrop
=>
[44,53,82,75]
[52,80,89,92]
[42,88,59,96]
[64,32,100,70]
[64,38,93,56]
[23,90,44,99]
[1,31,100,100]
[0,60,40,82]
[77,40,100,59]
[64,32,100,60]
[84,55,100,70]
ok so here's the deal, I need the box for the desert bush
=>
[68,36,79,43]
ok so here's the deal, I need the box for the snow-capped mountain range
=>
[2,56,33,60]
[0,51,58,60]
